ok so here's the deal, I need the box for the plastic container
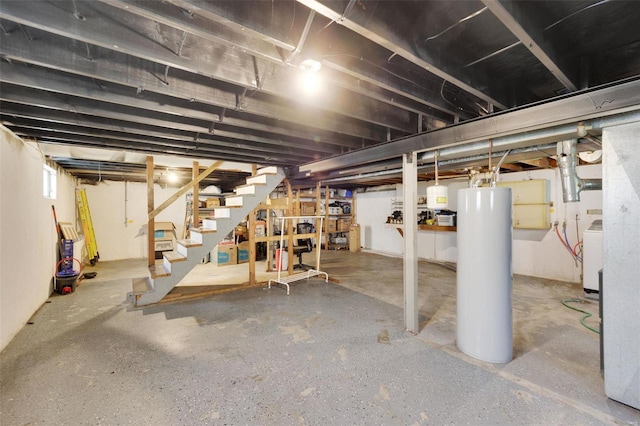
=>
[275,249,288,271]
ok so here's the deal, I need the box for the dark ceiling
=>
[1,0,639,191]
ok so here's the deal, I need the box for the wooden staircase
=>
[127,166,285,306]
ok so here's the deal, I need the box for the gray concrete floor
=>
[2,251,639,425]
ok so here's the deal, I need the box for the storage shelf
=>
[386,223,457,232]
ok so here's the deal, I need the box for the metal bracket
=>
[251,55,260,88]
[236,88,248,110]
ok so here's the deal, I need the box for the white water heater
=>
[457,187,513,363]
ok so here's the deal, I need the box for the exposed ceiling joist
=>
[0,0,414,133]
[2,113,323,163]
[481,0,578,91]
[0,30,380,144]
[100,0,286,64]
[296,0,508,110]
[164,0,297,52]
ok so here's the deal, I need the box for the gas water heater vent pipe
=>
[489,150,511,187]
[557,139,602,202]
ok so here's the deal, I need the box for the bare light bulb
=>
[298,71,321,95]
[166,171,179,184]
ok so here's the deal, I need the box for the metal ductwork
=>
[557,139,602,202]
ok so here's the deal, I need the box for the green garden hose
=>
[562,298,600,334]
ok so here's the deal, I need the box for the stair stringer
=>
[129,167,285,306]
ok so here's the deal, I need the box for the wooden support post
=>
[248,207,257,286]
[265,206,273,272]
[286,179,294,275]
[192,161,199,232]
[148,160,223,220]
[249,164,258,284]
[146,156,154,267]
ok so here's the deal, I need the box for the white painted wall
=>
[354,164,602,283]
[82,180,187,261]
[1,127,77,351]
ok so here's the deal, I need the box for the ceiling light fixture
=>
[166,170,179,184]
[299,58,321,72]
[298,59,322,96]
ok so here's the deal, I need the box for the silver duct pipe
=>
[321,144,557,185]
[418,109,640,163]
[557,139,602,202]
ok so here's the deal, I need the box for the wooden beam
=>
[286,179,294,275]
[520,158,556,169]
[149,160,223,220]
[498,163,523,171]
[249,207,257,286]
[192,161,199,231]
[147,156,155,267]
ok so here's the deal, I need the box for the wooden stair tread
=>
[177,239,202,248]
[236,182,265,189]
[257,166,278,175]
[163,251,187,263]
[149,264,170,279]
[191,227,216,234]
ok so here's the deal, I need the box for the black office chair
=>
[293,222,314,270]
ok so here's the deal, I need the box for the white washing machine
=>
[583,220,603,294]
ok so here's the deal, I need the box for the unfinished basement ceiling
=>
[1,1,639,189]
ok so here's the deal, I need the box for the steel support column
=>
[403,151,419,333]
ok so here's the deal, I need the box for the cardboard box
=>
[206,197,221,208]
[338,218,351,232]
[237,241,250,264]
[212,244,237,266]
[300,202,316,215]
[266,197,289,207]
[349,224,361,252]
[324,219,337,233]
[328,206,342,215]
[154,222,176,240]
[255,220,266,237]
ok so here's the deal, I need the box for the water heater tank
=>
[457,187,513,363]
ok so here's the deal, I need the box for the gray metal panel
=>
[602,122,640,410]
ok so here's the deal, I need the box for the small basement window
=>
[43,164,57,199]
